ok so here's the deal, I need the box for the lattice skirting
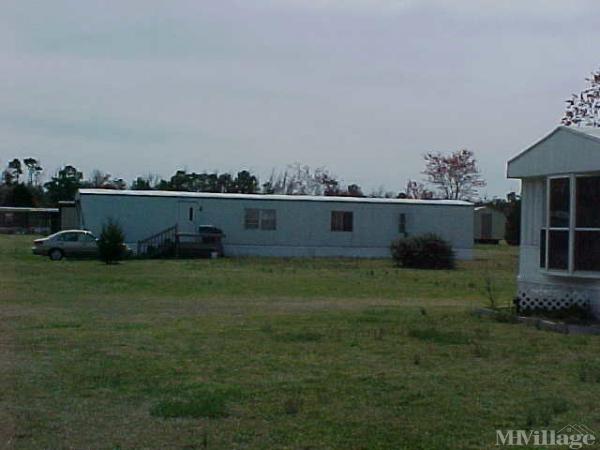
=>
[517,287,590,311]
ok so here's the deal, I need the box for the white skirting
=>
[516,279,600,318]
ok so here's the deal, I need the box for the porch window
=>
[542,174,600,273]
[575,176,600,271]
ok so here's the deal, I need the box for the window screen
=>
[548,230,569,270]
[575,231,600,271]
[574,176,600,271]
[576,176,600,228]
[543,175,600,273]
[549,178,570,228]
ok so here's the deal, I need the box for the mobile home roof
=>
[0,206,59,213]
[78,189,472,206]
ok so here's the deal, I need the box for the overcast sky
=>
[1,0,600,197]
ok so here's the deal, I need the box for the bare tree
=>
[131,174,161,190]
[404,179,434,200]
[87,169,111,188]
[423,149,485,200]
[85,169,127,190]
[369,185,394,198]
[263,163,338,196]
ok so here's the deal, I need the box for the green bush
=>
[98,219,125,264]
[390,233,455,270]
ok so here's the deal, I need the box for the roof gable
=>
[507,126,600,178]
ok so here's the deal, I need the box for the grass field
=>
[2,235,600,449]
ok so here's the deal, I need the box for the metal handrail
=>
[137,224,178,257]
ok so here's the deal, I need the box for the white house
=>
[76,189,474,259]
[474,206,506,244]
[507,126,600,316]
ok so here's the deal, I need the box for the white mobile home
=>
[508,126,600,316]
[76,189,474,259]
[474,206,506,244]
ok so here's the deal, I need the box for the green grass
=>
[2,235,600,449]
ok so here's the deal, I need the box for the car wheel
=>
[49,249,63,261]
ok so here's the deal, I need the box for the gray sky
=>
[1,0,599,197]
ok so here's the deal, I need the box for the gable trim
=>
[507,126,600,178]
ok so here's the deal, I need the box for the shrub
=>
[390,233,455,269]
[98,219,125,264]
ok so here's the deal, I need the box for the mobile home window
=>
[244,208,277,231]
[399,213,407,235]
[260,209,277,230]
[331,211,353,232]
[542,174,600,273]
[244,208,259,229]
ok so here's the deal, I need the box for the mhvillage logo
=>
[496,425,596,449]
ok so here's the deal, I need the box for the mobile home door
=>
[177,201,200,233]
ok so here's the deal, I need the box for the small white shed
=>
[507,126,600,316]
[473,206,506,244]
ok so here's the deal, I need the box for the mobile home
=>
[76,189,474,259]
[507,126,600,316]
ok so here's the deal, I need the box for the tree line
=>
[1,149,496,208]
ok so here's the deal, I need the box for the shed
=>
[474,206,506,244]
[507,125,600,316]
[76,189,474,259]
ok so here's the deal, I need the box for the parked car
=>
[32,230,99,260]
[32,229,130,261]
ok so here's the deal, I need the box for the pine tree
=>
[98,219,126,264]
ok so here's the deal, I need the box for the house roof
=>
[507,126,600,178]
[78,189,472,206]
